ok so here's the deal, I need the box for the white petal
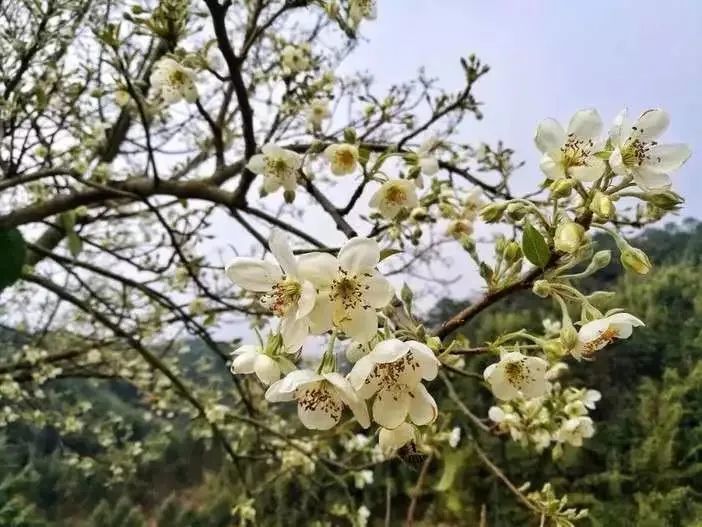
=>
[340,307,378,343]
[578,319,610,343]
[307,294,333,334]
[231,350,258,374]
[368,339,410,364]
[225,258,281,292]
[567,108,603,139]
[263,175,282,193]
[419,156,439,175]
[297,252,339,287]
[373,389,410,429]
[609,108,629,145]
[280,315,309,352]
[569,158,605,182]
[324,372,370,428]
[338,237,381,274]
[297,389,342,430]
[520,357,549,399]
[609,148,628,176]
[368,187,383,209]
[253,355,281,385]
[347,355,378,392]
[635,109,669,141]
[488,406,505,422]
[534,118,566,154]
[633,166,671,190]
[408,383,437,426]
[378,423,416,454]
[539,153,565,180]
[246,154,266,174]
[297,280,317,319]
[231,344,259,357]
[269,230,298,276]
[645,144,691,173]
[364,274,394,308]
[266,369,321,402]
[407,341,440,381]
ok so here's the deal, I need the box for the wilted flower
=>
[571,312,644,360]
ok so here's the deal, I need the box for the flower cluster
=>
[488,364,601,457]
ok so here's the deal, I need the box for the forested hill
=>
[428,218,702,526]
[3,219,702,526]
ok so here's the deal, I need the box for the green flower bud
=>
[560,324,579,351]
[549,178,576,199]
[592,250,611,269]
[532,279,551,298]
[542,339,565,358]
[479,202,507,223]
[644,190,684,210]
[283,190,296,204]
[589,191,615,219]
[621,246,652,275]
[506,202,529,221]
[554,221,585,254]
[503,241,522,262]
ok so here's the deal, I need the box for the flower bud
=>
[554,221,585,254]
[532,279,551,298]
[592,250,611,269]
[620,246,652,275]
[549,178,575,199]
[283,190,296,204]
[589,191,615,220]
[560,324,579,351]
[644,190,684,210]
[503,241,522,262]
[480,202,507,223]
[410,206,428,222]
[506,202,529,221]
[542,339,565,358]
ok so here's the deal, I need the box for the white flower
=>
[488,405,524,441]
[582,389,601,410]
[534,108,606,182]
[324,143,359,176]
[357,505,371,527]
[448,426,461,448]
[280,44,311,73]
[150,57,198,104]
[349,0,377,26]
[353,470,374,489]
[226,230,317,351]
[378,422,416,456]
[555,416,595,447]
[348,339,439,429]
[483,351,549,401]
[246,144,302,195]
[608,108,691,189]
[86,349,102,364]
[230,344,281,385]
[114,89,129,107]
[265,369,370,430]
[462,188,484,220]
[571,312,644,360]
[446,219,473,239]
[542,318,562,336]
[417,138,440,175]
[369,179,418,220]
[530,429,553,452]
[307,98,331,129]
[296,237,394,343]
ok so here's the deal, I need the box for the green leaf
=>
[61,211,82,257]
[522,222,550,268]
[0,228,26,291]
[379,248,402,262]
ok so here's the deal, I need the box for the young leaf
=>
[0,228,26,291]
[522,222,550,268]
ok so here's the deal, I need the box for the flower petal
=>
[368,339,410,364]
[539,153,565,180]
[635,109,669,141]
[569,157,605,182]
[609,147,628,176]
[280,315,309,352]
[307,294,333,334]
[347,355,378,393]
[378,423,416,455]
[247,154,266,174]
[297,280,317,319]
[266,369,321,402]
[339,237,381,274]
[269,230,298,276]
[373,389,410,429]
[408,383,437,426]
[231,350,258,374]
[645,144,691,173]
[225,258,281,292]
[633,166,671,190]
[364,274,394,308]
[253,355,281,385]
[407,341,440,381]
[297,252,338,287]
[297,388,342,430]
[420,156,439,175]
[534,118,566,154]
[340,307,378,343]
[324,372,370,428]
[567,108,603,139]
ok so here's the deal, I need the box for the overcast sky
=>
[342,0,701,208]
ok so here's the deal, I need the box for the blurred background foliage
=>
[4,219,702,526]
